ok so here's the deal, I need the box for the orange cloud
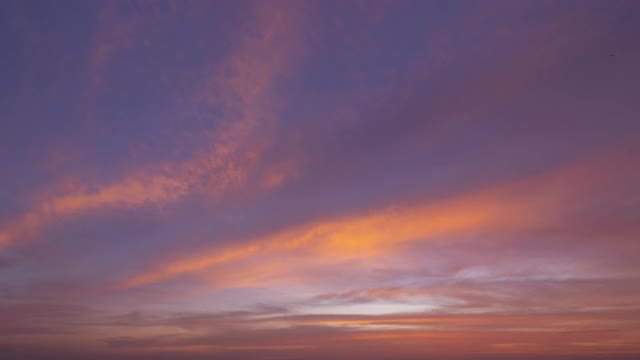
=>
[118,147,638,290]
[0,2,306,248]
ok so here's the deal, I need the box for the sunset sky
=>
[1,1,640,359]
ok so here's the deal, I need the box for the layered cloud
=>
[1,1,639,360]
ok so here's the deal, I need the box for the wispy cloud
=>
[0,1,307,248]
[2,1,640,359]
[117,147,638,291]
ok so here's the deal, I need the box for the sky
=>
[1,1,639,359]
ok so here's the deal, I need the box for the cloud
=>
[0,302,95,336]
[0,1,307,248]
[90,308,640,358]
[117,147,638,291]
[2,1,640,359]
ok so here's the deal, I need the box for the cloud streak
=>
[0,1,306,248]
[1,1,639,359]
[119,147,638,289]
